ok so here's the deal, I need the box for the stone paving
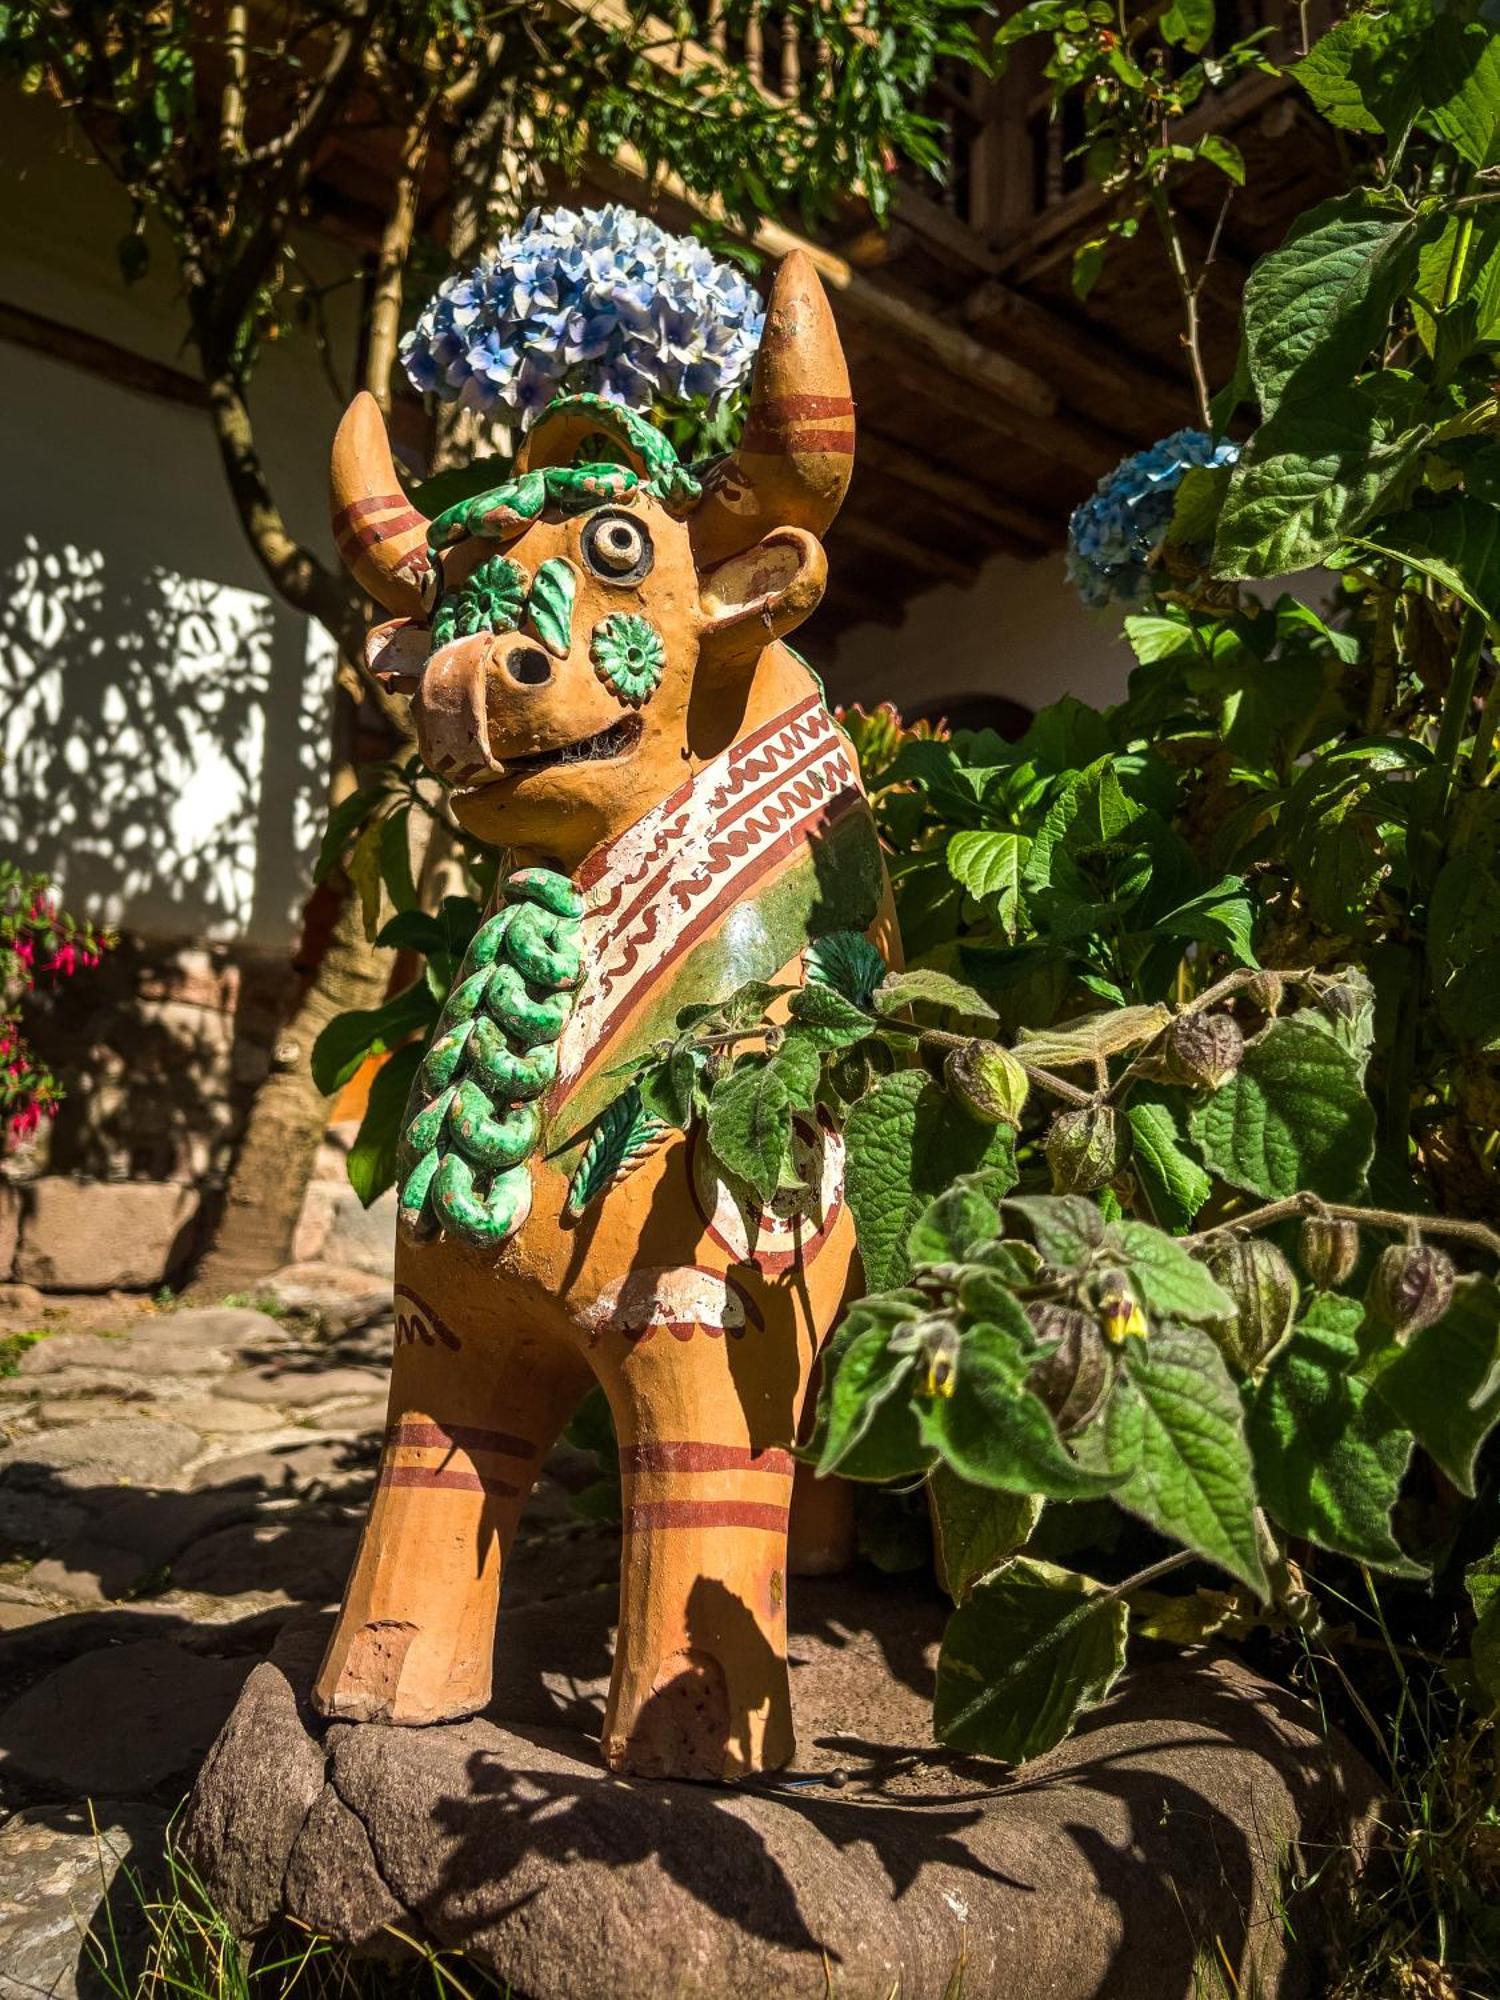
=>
[0,1264,618,1996]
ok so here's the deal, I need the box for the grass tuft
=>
[82,1809,506,1999]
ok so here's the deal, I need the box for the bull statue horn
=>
[329,391,434,618]
[691,250,855,569]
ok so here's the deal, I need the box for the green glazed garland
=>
[397,866,584,1247]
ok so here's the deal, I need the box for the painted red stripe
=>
[752,393,855,419]
[741,423,856,455]
[336,510,427,556]
[624,1499,790,1533]
[386,1420,537,1460]
[333,492,411,528]
[621,1442,796,1478]
[380,1464,521,1499]
[586,782,863,1068]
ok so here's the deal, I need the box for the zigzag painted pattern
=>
[557,697,859,1086]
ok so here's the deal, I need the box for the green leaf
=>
[705,1059,791,1205]
[1003,1194,1108,1270]
[816,1316,931,1482]
[873,968,999,1028]
[528,556,577,658]
[1213,387,1429,579]
[1290,7,1412,136]
[1429,833,1500,1050]
[1081,1325,1268,1593]
[805,930,887,1006]
[919,1312,1123,1501]
[1420,10,1500,167]
[1243,193,1421,418]
[1160,0,1213,49]
[311,982,435,1097]
[1015,1005,1171,1068]
[787,981,875,1047]
[1111,1222,1233,1327]
[907,1179,1002,1268]
[934,1558,1128,1764]
[377,808,417,914]
[1368,1278,1500,1496]
[314,782,385,883]
[845,1072,1019,1293]
[947,831,1028,938]
[929,1464,1041,1602]
[567,1085,669,1216]
[1350,499,1500,626]
[347,820,386,943]
[1250,1296,1420,1573]
[1189,1017,1375,1202]
[1127,1098,1212,1232]
[345,1041,423,1208]
[1197,133,1245,184]
[1158,878,1258,966]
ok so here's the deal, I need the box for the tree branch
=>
[365,110,433,413]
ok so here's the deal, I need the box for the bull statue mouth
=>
[461,714,644,792]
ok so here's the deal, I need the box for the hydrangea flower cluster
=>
[1065,430,1240,608]
[401,205,765,428]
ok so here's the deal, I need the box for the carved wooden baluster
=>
[779,12,801,98]
[744,0,764,88]
[707,0,726,57]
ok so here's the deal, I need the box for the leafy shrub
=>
[0,861,113,1152]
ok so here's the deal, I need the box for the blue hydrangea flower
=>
[1065,430,1241,609]
[402,205,765,428]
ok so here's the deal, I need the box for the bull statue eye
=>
[581,510,653,585]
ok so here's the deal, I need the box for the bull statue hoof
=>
[315,251,894,1781]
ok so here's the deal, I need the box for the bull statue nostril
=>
[505,646,553,688]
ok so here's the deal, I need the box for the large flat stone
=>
[181,1581,1378,1999]
[14,1180,200,1292]
[24,1487,263,1603]
[18,1330,228,1377]
[0,1418,202,1494]
[0,1801,167,2000]
[0,1639,248,1797]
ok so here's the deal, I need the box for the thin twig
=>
[1185,1192,1500,1259]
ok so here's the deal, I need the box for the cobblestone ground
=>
[0,1264,618,1997]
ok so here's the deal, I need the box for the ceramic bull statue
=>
[314,251,898,1781]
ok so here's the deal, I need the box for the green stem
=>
[1432,608,1486,825]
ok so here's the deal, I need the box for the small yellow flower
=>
[1098,1284,1148,1345]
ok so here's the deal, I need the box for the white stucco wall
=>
[825,546,1134,721]
[0,94,352,948]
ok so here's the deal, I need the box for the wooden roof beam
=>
[831,515,984,591]
[855,429,1053,553]
[960,280,1190,439]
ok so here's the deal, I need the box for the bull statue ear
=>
[365,617,427,696]
[695,528,827,672]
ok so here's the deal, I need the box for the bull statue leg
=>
[592,1288,818,1780]
[314,1252,591,1725]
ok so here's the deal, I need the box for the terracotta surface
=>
[316,254,898,1777]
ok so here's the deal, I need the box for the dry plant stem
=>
[1149,183,1214,432]
[1185,1192,1500,1259]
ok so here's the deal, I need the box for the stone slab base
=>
[181,1579,1378,2000]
